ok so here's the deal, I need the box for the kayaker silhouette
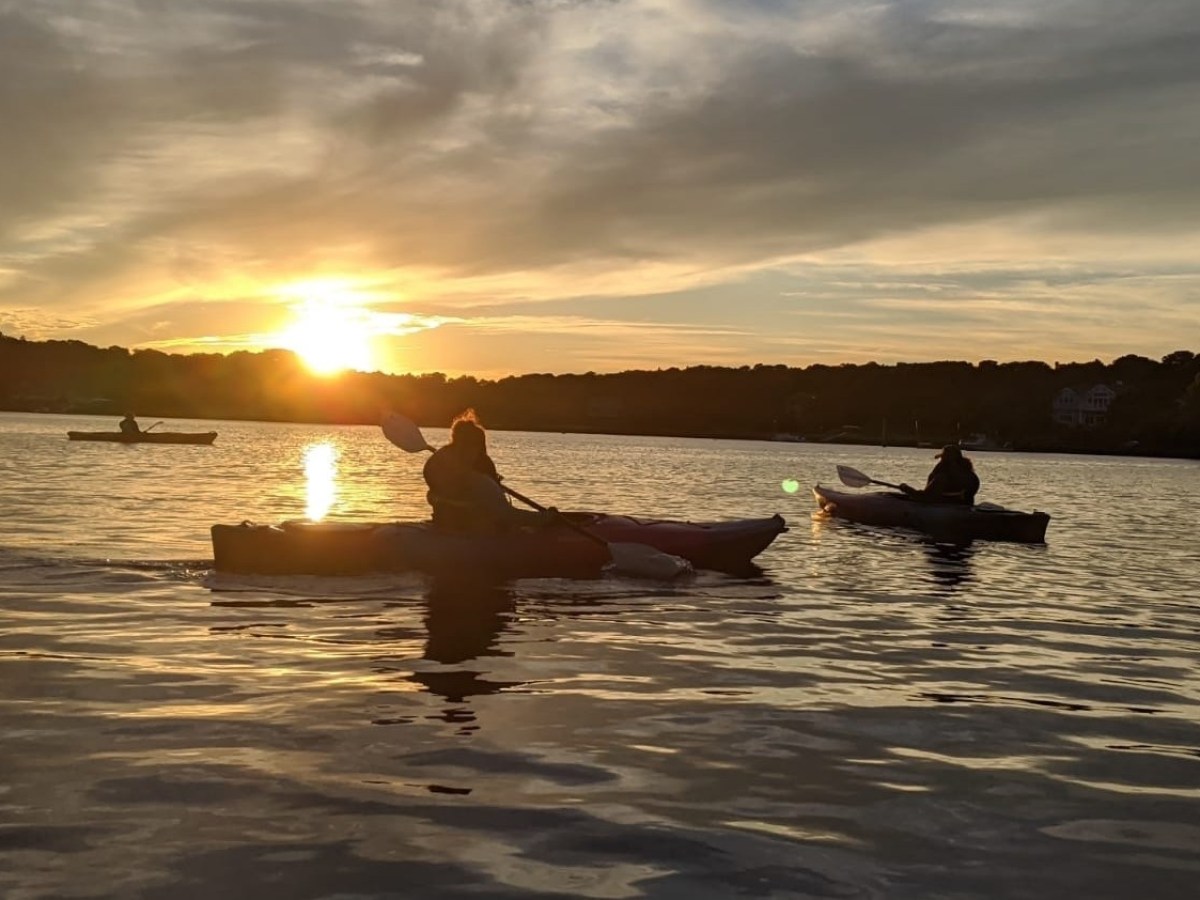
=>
[900,444,980,505]
[118,413,141,435]
[414,579,524,710]
[423,409,549,532]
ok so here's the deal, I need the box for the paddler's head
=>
[450,409,487,456]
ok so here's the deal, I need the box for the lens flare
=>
[304,442,338,520]
[781,478,800,494]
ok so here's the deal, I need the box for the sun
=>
[276,280,378,375]
[281,304,374,375]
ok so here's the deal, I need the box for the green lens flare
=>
[781,478,800,494]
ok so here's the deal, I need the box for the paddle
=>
[836,464,903,491]
[143,421,164,433]
[381,412,692,579]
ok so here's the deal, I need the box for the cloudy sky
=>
[1,0,1197,377]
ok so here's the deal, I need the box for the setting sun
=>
[276,280,377,375]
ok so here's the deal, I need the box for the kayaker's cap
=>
[935,444,963,460]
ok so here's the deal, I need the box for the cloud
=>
[1,1,1197,372]
[399,308,760,376]
[517,0,1200,266]
[0,307,96,337]
[454,312,748,339]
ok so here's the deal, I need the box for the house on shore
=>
[1053,384,1117,427]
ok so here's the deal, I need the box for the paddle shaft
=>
[497,473,691,579]
[499,483,610,548]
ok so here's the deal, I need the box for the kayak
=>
[211,512,788,578]
[68,431,217,444]
[812,485,1049,544]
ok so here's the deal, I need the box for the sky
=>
[1,0,1197,378]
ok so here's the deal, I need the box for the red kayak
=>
[211,512,787,578]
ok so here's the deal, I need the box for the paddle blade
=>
[836,465,874,488]
[606,542,693,580]
[382,412,434,453]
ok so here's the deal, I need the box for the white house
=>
[1053,384,1117,427]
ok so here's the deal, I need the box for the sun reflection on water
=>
[304,442,338,521]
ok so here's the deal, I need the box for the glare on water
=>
[304,441,338,521]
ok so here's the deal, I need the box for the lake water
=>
[2,411,1198,899]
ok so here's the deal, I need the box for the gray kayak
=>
[67,431,217,445]
[813,485,1049,543]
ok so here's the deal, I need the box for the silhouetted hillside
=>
[1,333,1197,457]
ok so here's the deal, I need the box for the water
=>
[2,411,1198,899]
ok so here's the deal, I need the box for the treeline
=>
[1,332,1197,457]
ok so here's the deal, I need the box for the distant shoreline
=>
[3,334,1195,460]
[5,407,1195,461]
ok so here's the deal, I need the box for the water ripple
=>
[1,414,1198,897]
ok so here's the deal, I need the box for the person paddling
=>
[423,410,549,532]
[119,413,141,435]
[900,444,980,505]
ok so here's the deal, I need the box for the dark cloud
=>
[0,8,132,235]
[515,1,1200,266]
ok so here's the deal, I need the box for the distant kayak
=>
[211,513,788,578]
[67,431,217,445]
[813,485,1049,544]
